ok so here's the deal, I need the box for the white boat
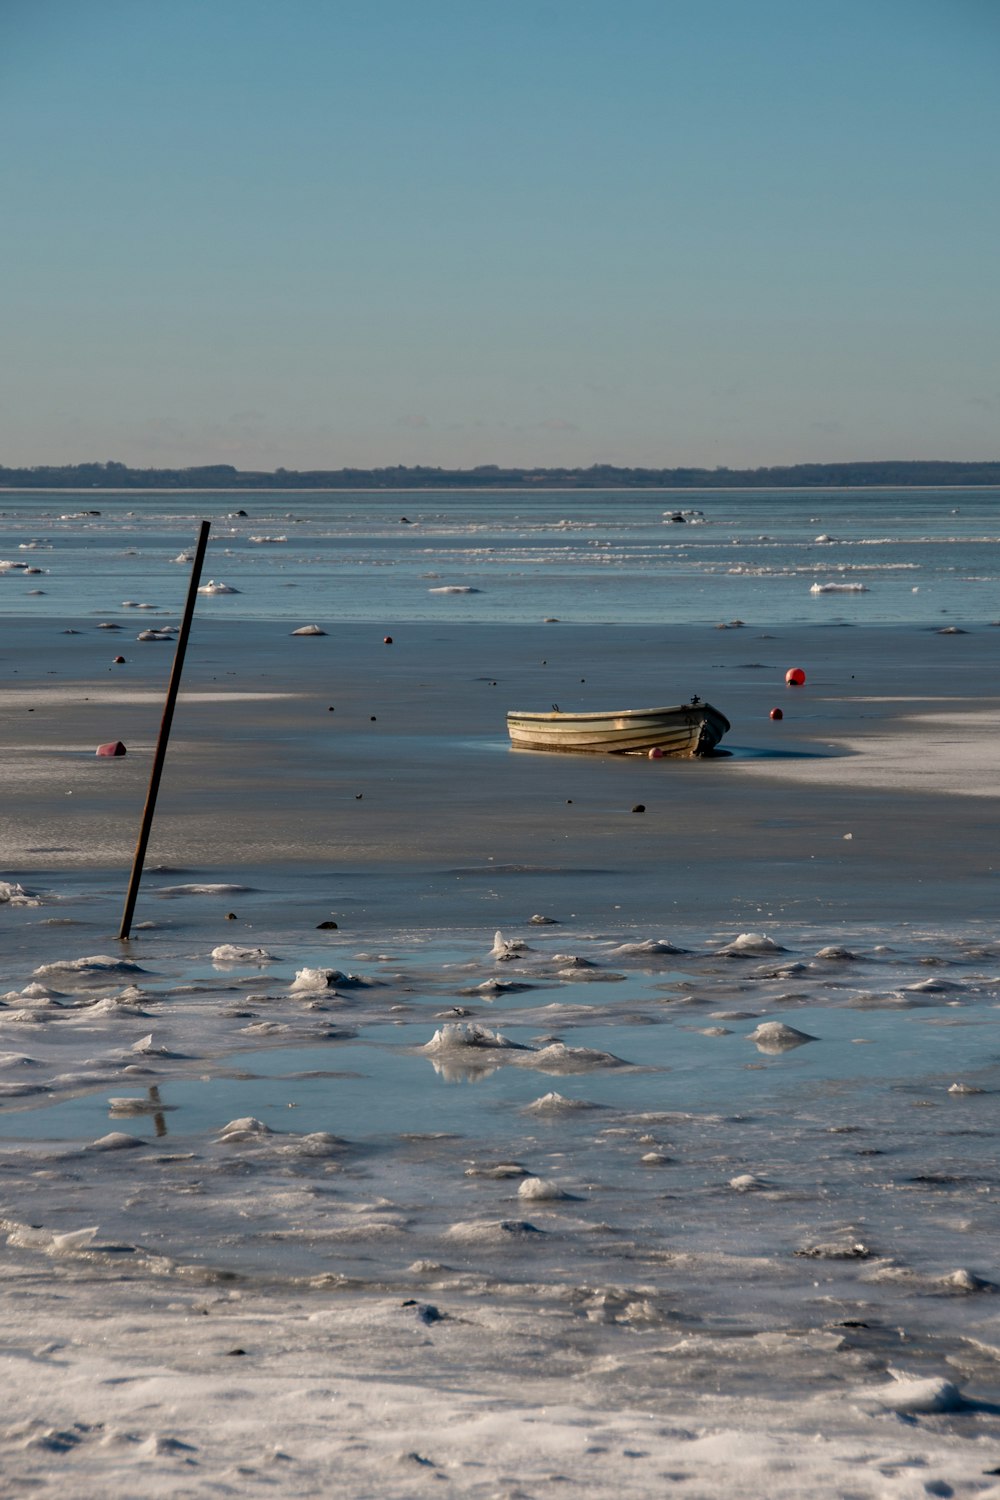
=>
[506,697,730,757]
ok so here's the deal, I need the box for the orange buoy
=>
[648,746,664,759]
[770,707,783,720]
[96,741,127,757]
[785,667,806,686]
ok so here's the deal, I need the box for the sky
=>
[1,0,997,470]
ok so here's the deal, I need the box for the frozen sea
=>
[2,487,1000,1496]
[2,483,999,625]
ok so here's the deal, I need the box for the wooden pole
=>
[118,520,211,940]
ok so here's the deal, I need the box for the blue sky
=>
[1,0,997,469]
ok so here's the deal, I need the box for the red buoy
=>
[113,655,126,664]
[785,667,806,686]
[96,741,127,757]
[770,707,783,720]
[383,636,393,644]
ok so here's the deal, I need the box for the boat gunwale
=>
[506,702,730,731]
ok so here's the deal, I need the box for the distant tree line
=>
[0,459,998,489]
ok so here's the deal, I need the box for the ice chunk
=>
[719,933,787,956]
[211,945,274,963]
[747,1020,817,1051]
[289,967,346,992]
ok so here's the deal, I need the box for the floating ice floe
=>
[218,1117,273,1141]
[463,978,534,995]
[729,1173,768,1192]
[2,1220,100,1254]
[444,1218,545,1243]
[85,992,150,1017]
[198,580,240,594]
[108,1097,176,1116]
[531,1041,627,1072]
[938,1267,997,1293]
[465,1161,529,1178]
[87,1133,144,1151]
[291,624,327,635]
[289,967,348,992]
[423,1023,527,1054]
[33,955,146,978]
[156,883,250,896]
[249,535,287,544]
[746,1020,817,1051]
[810,582,868,593]
[718,932,787,956]
[754,961,809,979]
[0,880,40,907]
[428,585,480,593]
[797,1238,872,1260]
[518,1177,575,1202]
[131,1033,171,1055]
[211,944,274,964]
[0,983,63,1004]
[608,938,686,956]
[523,1091,601,1114]
[275,1132,347,1158]
[860,1371,966,1415]
[490,930,530,961]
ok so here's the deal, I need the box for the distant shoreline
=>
[1,459,999,491]
[3,483,1000,497]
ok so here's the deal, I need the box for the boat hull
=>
[506,702,730,757]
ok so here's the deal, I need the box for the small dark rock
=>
[632,803,646,814]
[316,920,339,930]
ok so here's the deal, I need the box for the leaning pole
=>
[118,519,211,940]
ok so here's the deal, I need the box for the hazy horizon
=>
[2,0,997,471]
